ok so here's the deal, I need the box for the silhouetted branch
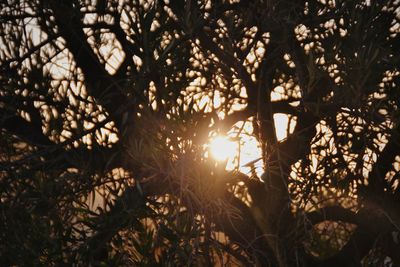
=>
[306,206,359,225]
[47,0,125,117]
[0,108,51,146]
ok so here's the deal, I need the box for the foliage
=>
[1,0,400,266]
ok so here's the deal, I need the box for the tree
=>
[1,0,400,266]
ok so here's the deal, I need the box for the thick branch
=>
[314,226,376,267]
[307,205,397,266]
[367,124,400,193]
[0,109,51,146]
[47,0,125,118]
[306,206,359,226]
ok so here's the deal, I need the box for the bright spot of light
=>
[274,113,297,141]
[207,120,264,179]
[209,136,237,161]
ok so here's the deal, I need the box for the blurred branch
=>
[306,206,359,225]
[0,108,51,146]
[307,205,399,267]
[0,12,38,22]
[313,226,376,267]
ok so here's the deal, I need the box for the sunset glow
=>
[209,136,237,161]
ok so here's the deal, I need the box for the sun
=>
[209,136,237,161]
[206,117,292,176]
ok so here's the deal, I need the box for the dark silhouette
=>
[1,0,399,266]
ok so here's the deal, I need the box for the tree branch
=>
[0,108,51,146]
[306,206,359,226]
[314,226,376,267]
[46,0,125,118]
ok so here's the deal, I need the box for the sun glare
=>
[207,116,294,178]
[207,121,264,177]
[209,136,237,161]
